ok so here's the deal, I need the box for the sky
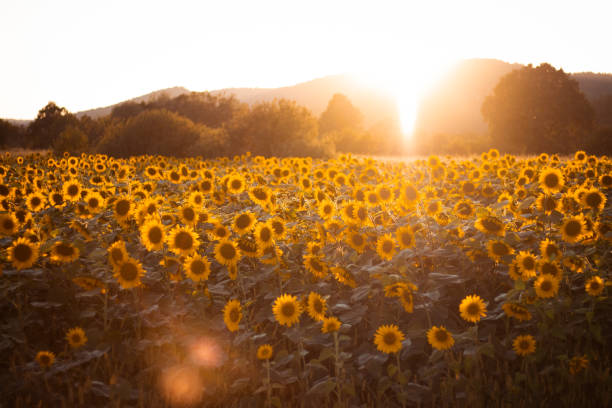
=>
[1,0,612,121]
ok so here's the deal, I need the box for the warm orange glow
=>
[188,337,223,367]
[159,365,203,406]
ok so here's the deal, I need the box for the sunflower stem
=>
[103,286,108,333]
[265,359,272,408]
[333,331,343,407]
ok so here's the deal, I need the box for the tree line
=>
[0,92,402,158]
[2,62,612,156]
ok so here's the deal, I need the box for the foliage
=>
[26,102,78,149]
[319,93,364,135]
[0,119,24,148]
[1,150,611,406]
[53,125,88,155]
[96,109,203,157]
[482,63,595,154]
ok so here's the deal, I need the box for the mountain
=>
[75,86,190,119]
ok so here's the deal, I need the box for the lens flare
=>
[159,365,202,406]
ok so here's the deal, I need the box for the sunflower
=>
[585,276,605,296]
[303,255,328,278]
[50,241,80,263]
[569,355,589,375]
[374,324,404,354]
[113,196,133,222]
[272,293,302,327]
[454,200,475,219]
[318,199,336,220]
[226,173,246,195]
[254,222,275,249]
[84,191,105,214]
[398,286,415,313]
[425,200,442,217]
[66,327,87,349]
[599,173,612,189]
[8,237,39,270]
[539,168,564,193]
[26,192,46,212]
[178,204,199,226]
[183,254,211,282]
[560,215,586,243]
[167,226,200,256]
[539,239,561,260]
[209,223,230,241]
[232,211,256,235]
[113,257,145,289]
[346,231,367,253]
[307,292,327,321]
[459,294,487,323]
[268,217,287,240]
[139,217,165,251]
[321,316,341,334]
[512,335,536,357]
[223,299,242,332]
[427,326,454,350]
[214,240,241,266]
[62,179,82,202]
[376,234,397,261]
[0,213,20,235]
[475,215,505,236]
[400,183,420,205]
[534,274,560,298]
[331,266,357,288]
[486,240,514,262]
[257,344,273,360]
[516,251,537,278]
[502,302,532,321]
[108,240,128,269]
[35,351,55,368]
[536,194,560,214]
[538,259,562,280]
[581,188,606,212]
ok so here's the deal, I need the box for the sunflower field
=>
[1,149,611,407]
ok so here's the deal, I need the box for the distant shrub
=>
[53,125,88,155]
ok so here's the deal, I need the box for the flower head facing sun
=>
[272,294,302,327]
[513,335,536,356]
[374,324,405,354]
[223,299,242,332]
[427,326,454,350]
[459,294,487,323]
[66,327,87,349]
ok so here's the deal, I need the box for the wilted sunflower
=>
[214,240,241,266]
[374,324,405,354]
[539,168,564,194]
[534,274,560,298]
[113,257,145,289]
[486,239,514,262]
[66,327,87,349]
[257,344,273,360]
[272,293,302,327]
[108,240,128,269]
[502,302,532,321]
[232,211,256,235]
[560,215,586,243]
[321,316,341,333]
[459,294,487,323]
[183,254,211,282]
[223,299,242,332]
[50,241,80,263]
[427,326,454,350]
[167,226,200,256]
[475,215,505,236]
[306,292,327,321]
[140,217,165,251]
[585,276,604,296]
[0,213,20,235]
[513,335,536,356]
[376,233,397,261]
[35,351,55,368]
[8,237,39,270]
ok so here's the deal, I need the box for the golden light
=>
[188,337,223,367]
[159,365,203,406]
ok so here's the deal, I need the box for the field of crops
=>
[1,150,611,407]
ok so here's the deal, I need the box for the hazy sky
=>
[1,0,611,119]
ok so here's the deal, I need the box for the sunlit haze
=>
[2,0,612,133]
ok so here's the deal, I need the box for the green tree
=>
[53,125,88,155]
[0,119,24,148]
[481,63,595,153]
[319,93,364,135]
[96,109,203,157]
[227,99,332,157]
[26,102,77,149]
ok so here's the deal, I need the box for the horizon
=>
[2,0,612,129]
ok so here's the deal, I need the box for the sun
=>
[352,54,458,137]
